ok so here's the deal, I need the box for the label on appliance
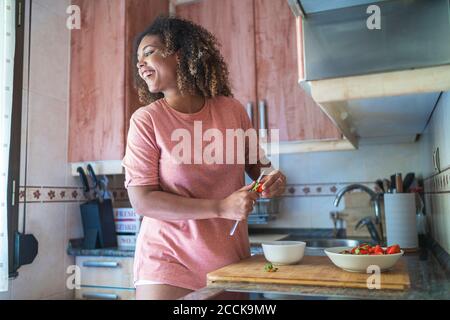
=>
[114,208,139,219]
[115,219,140,233]
[117,235,137,250]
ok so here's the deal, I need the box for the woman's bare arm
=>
[127,185,220,220]
[127,184,258,221]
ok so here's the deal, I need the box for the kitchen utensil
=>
[87,164,103,203]
[99,175,112,200]
[383,179,390,194]
[207,254,410,290]
[77,166,91,200]
[261,241,306,265]
[384,193,418,250]
[79,165,117,249]
[402,172,415,193]
[395,173,403,193]
[229,171,265,236]
[324,246,404,272]
[390,174,396,193]
[375,179,384,193]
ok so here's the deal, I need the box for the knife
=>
[77,166,91,200]
[87,164,103,203]
[229,171,265,236]
[402,172,415,193]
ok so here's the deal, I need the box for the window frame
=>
[7,0,25,278]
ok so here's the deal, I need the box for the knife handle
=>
[77,167,90,193]
[395,173,403,193]
[86,164,99,189]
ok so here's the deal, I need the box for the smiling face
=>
[136,35,179,95]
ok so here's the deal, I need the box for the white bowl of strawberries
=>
[325,244,404,273]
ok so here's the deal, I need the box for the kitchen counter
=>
[67,232,450,300]
[182,242,450,300]
[66,238,135,257]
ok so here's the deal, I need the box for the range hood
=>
[288,0,450,148]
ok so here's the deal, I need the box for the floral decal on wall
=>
[19,186,132,203]
[17,181,396,203]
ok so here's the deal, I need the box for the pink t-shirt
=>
[121,96,257,290]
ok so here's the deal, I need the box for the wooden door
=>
[176,0,257,114]
[254,0,341,141]
[69,0,127,162]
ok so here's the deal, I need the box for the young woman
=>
[122,15,286,300]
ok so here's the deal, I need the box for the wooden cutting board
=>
[207,255,410,290]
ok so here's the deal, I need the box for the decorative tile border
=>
[111,188,130,202]
[424,167,450,194]
[281,182,378,197]
[19,186,132,203]
[19,186,87,203]
[19,181,382,203]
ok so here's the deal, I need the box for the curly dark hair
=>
[133,15,233,105]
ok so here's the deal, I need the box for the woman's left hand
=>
[259,170,286,198]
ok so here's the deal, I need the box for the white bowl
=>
[261,241,306,265]
[324,246,404,273]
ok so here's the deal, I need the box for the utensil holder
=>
[384,193,418,250]
[80,199,117,249]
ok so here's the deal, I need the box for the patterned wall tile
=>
[111,188,129,202]
[22,186,43,203]
[41,187,88,203]
[282,182,378,197]
[424,167,450,194]
[19,181,385,203]
[19,186,89,203]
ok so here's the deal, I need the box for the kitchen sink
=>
[282,237,362,249]
[281,236,376,256]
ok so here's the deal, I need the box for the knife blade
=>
[230,171,265,236]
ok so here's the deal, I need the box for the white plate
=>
[324,246,404,273]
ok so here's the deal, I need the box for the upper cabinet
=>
[177,0,346,152]
[254,0,341,143]
[68,0,169,173]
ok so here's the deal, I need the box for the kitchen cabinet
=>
[68,0,169,174]
[176,0,256,115]
[289,0,450,148]
[74,256,135,300]
[176,0,345,152]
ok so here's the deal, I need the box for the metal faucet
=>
[333,184,384,245]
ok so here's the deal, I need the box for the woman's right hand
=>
[218,182,260,221]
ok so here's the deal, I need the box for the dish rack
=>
[247,198,280,224]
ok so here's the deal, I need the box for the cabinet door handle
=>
[82,261,120,268]
[258,100,267,138]
[246,102,254,128]
[82,292,119,300]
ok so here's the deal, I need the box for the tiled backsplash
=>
[420,91,450,254]
[18,186,130,203]
[424,168,450,194]
[257,141,423,230]
[282,182,377,197]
